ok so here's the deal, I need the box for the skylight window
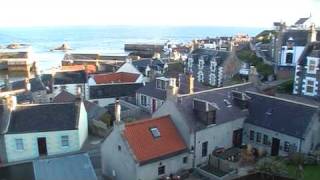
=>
[150,127,161,138]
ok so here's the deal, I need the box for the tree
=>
[256,157,288,177]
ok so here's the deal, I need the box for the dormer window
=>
[150,127,161,138]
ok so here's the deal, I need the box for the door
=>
[271,138,280,156]
[37,137,47,156]
[152,98,157,113]
[233,129,243,147]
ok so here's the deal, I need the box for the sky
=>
[0,0,319,28]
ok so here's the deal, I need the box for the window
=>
[118,145,121,151]
[197,71,204,83]
[263,134,268,145]
[249,130,255,141]
[284,141,290,152]
[256,132,261,143]
[141,95,147,106]
[150,127,161,138]
[188,58,193,68]
[15,138,24,150]
[183,156,188,164]
[198,59,204,69]
[202,141,208,157]
[306,80,315,94]
[285,52,293,64]
[209,73,216,86]
[210,61,217,72]
[307,58,318,74]
[158,165,165,175]
[61,135,69,147]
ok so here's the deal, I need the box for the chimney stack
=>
[114,98,121,124]
[249,66,261,87]
[4,95,17,111]
[308,23,317,43]
[187,74,194,94]
[4,75,11,91]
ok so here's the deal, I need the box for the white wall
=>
[136,153,191,180]
[136,93,164,113]
[194,118,245,165]
[53,84,87,98]
[78,101,88,147]
[101,126,137,180]
[280,46,304,66]
[4,130,80,163]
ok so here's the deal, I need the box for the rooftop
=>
[123,115,187,165]
[92,72,140,84]
[53,70,87,85]
[245,91,318,138]
[2,102,79,134]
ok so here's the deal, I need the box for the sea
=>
[0,25,263,82]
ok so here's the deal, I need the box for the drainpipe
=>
[192,130,197,168]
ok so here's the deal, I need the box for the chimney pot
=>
[115,98,121,124]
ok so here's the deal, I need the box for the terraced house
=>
[186,48,230,87]
[293,41,320,98]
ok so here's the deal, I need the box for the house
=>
[136,74,210,113]
[101,101,190,180]
[186,48,231,87]
[153,82,259,166]
[1,76,50,104]
[293,41,320,98]
[89,83,143,107]
[277,24,319,68]
[131,58,168,80]
[0,153,97,180]
[243,91,320,156]
[52,70,87,98]
[0,96,88,163]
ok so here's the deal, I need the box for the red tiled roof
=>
[123,115,187,164]
[61,65,96,73]
[93,72,140,84]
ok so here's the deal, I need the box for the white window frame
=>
[197,71,204,83]
[210,60,217,72]
[209,73,216,86]
[303,77,318,96]
[198,59,204,70]
[140,95,147,106]
[61,135,69,147]
[306,57,319,74]
[15,138,24,151]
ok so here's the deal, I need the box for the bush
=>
[256,157,288,176]
[277,80,294,94]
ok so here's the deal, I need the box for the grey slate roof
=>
[6,102,79,134]
[175,83,258,130]
[245,91,318,138]
[190,48,230,66]
[136,75,212,100]
[53,70,87,85]
[33,153,97,180]
[132,58,165,74]
[281,30,320,46]
[298,41,320,66]
[89,83,143,99]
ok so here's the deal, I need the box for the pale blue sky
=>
[0,0,319,27]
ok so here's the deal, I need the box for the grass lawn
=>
[287,165,320,180]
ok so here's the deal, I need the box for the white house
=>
[101,101,190,180]
[0,96,88,163]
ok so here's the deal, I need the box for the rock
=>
[53,43,72,51]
